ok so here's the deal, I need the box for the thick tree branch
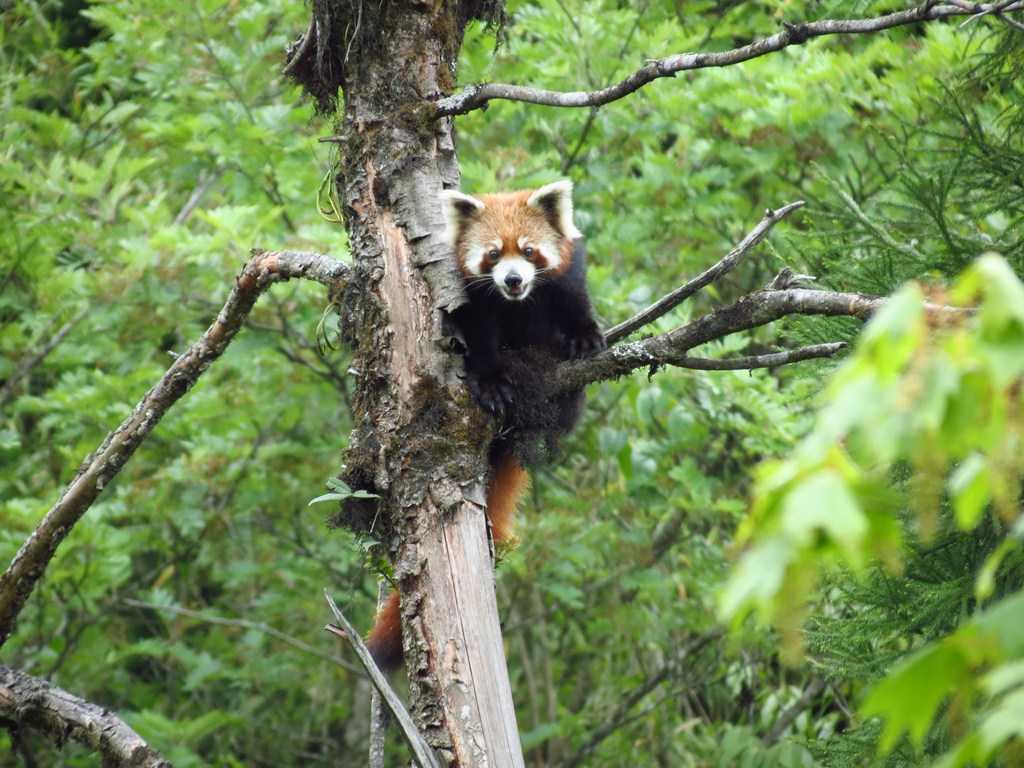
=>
[324,592,441,768]
[605,201,805,345]
[0,666,171,767]
[0,249,350,648]
[553,287,887,395]
[436,2,1022,116]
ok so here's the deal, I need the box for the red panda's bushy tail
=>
[364,451,529,672]
[365,590,403,671]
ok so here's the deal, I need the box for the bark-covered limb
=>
[553,287,888,395]
[436,1,1023,116]
[324,592,441,768]
[675,342,847,370]
[0,249,350,648]
[0,665,171,768]
[605,201,805,345]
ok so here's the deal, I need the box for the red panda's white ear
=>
[527,179,582,240]
[440,190,485,245]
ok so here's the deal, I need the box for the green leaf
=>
[862,643,969,751]
[948,453,992,529]
[780,470,866,566]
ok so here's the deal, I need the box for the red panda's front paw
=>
[468,372,516,417]
[565,326,607,359]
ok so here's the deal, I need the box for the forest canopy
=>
[1,1,1023,766]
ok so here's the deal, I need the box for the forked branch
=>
[554,287,883,394]
[0,250,350,648]
[605,201,805,344]
[437,1,1023,116]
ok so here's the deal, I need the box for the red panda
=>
[365,180,604,671]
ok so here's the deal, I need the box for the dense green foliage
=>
[2,1,1022,766]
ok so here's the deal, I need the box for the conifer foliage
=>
[1,1,1023,766]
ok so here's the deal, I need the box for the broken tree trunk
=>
[296,1,525,765]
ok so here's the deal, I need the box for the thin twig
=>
[834,188,925,262]
[0,250,350,648]
[0,307,88,409]
[122,599,361,674]
[436,2,1024,116]
[998,11,1024,30]
[675,342,847,370]
[323,591,441,768]
[173,169,222,225]
[605,201,805,345]
[959,0,1018,25]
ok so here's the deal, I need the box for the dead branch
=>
[0,665,171,767]
[323,591,441,768]
[674,342,847,370]
[605,201,805,345]
[0,249,350,648]
[436,2,1022,116]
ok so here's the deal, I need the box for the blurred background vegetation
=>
[1,1,1022,766]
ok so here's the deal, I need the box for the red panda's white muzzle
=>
[492,256,535,301]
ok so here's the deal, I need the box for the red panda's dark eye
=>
[487,249,500,263]
[523,246,535,259]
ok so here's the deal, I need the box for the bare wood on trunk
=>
[312,2,526,764]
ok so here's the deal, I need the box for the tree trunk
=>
[318,1,524,765]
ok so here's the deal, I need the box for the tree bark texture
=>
[0,666,171,768]
[314,2,523,765]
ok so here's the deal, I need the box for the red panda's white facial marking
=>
[440,180,580,301]
[518,235,562,273]
[463,238,502,277]
[492,255,536,301]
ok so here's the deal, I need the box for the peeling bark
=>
[316,1,525,764]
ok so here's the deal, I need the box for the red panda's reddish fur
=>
[364,452,529,671]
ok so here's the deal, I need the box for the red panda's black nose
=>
[505,273,523,289]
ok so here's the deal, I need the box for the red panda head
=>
[440,180,581,302]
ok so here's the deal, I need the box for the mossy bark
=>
[319,1,523,765]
